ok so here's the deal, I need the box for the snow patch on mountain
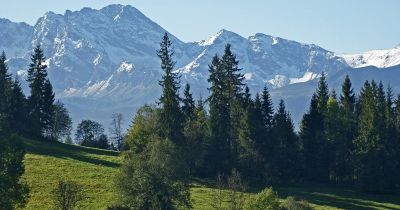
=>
[290,71,319,84]
[268,75,289,88]
[117,62,134,73]
[2,4,399,130]
[340,45,400,68]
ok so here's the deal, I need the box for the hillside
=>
[22,138,120,209]
[21,138,400,209]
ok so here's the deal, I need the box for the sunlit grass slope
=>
[21,138,400,209]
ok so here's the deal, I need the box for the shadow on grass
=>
[191,179,400,209]
[277,186,400,210]
[24,139,121,168]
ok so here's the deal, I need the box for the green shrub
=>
[281,196,313,210]
[52,180,84,210]
[116,138,191,210]
[244,187,280,210]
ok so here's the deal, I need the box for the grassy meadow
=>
[21,138,400,209]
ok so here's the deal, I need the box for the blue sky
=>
[1,0,399,53]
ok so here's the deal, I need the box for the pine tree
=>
[42,79,55,139]
[340,75,356,113]
[206,55,231,175]
[335,75,356,183]
[385,86,399,187]
[395,95,400,186]
[325,89,351,183]
[27,45,52,138]
[375,82,387,134]
[253,93,266,151]
[386,86,395,127]
[220,44,244,100]
[353,80,398,192]
[9,77,28,134]
[221,44,244,171]
[183,97,209,176]
[396,94,400,129]
[157,33,184,144]
[0,51,13,116]
[270,100,300,183]
[353,81,378,191]
[182,83,195,121]
[300,73,330,183]
[237,89,257,181]
[316,72,329,114]
[261,85,273,129]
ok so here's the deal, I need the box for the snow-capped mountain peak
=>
[340,44,400,68]
[1,4,398,130]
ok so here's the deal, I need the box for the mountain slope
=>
[0,4,398,128]
[0,18,33,58]
[340,44,400,68]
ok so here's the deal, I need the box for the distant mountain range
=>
[1,4,399,129]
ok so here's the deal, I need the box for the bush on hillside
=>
[244,187,280,210]
[52,180,84,210]
[0,117,29,209]
[116,137,191,210]
[281,196,313,210]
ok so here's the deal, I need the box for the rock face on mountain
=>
[0,4,398,128]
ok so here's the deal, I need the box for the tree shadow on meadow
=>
[24,139,121,168]
[277,186,400,210]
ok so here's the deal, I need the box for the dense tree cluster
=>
[0,46,74,209]
[120,34,400,203]
[118,33,191,209]
[0,47,72,141]
[300,75,400,192]
[75,120,109,149]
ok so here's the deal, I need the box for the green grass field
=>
[21,138,400,209]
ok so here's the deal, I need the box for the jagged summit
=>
[0,4,398,129]
[198,29,245,46]
[341,44,400,68]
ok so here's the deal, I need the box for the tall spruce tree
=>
[325,89,351,183]
[395,95,400,186]
[182,83,195,121]
[270,100,300,183]
[0,51,13,116]
[206,55,231,175]
[329,76,357,183]
[316,72,329,114]
[9,77,28,134]
[206,44,245,175]
[221,44,244,171]
[237,90,264,183]
[157,33,184,144]
[27,45,54,138]
[253,93,266,151]
[42,79,55,138]
[183,97,209,177]
[300,73,330,183]
[220,44,244,100]
[353,80,398,192]
[340,75,356,113]
[261,86,274,129]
